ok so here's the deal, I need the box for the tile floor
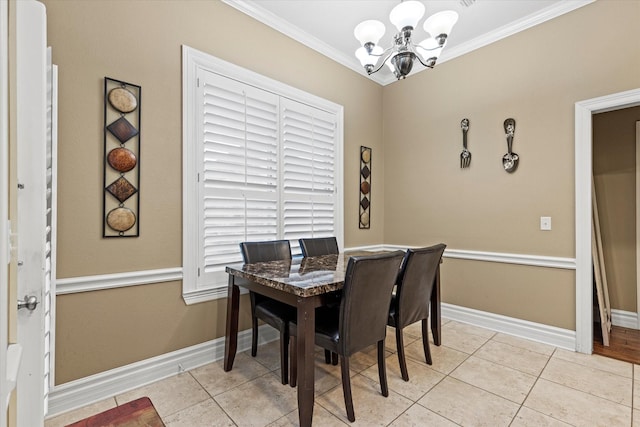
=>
[45,319,639,426]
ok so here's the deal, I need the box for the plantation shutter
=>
[183,48,344,302]
[281,98,337,252]
[198,69,279,288]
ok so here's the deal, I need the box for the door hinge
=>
[197,267,200,277]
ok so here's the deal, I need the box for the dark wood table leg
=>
[430,265,441,346]
[224,275,240,371]
[296,297,315,427]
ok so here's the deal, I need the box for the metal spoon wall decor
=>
[502,118,519,173]
[460,118,471,168]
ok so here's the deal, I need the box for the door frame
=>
[1,0,12,424]
[636,120,640,329]
[575,88,640,353]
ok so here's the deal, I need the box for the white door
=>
[15,1,54,426]
[0,1,13,426]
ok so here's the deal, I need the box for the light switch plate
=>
[540,216,552,231]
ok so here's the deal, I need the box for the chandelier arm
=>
[409,43,438,68]
[413,44,439,53]
[366,49,397,75]
[413,54,435,69]
[369,45,395,58]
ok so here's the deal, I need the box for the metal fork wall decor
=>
[103,77,141,237]
[460,118,470,168]
[457,118,520,173]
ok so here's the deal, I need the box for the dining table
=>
[223,251,442,427]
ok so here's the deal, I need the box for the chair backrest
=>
[338,251,405,356]
[239,240,292,264]
[299,237,339,257]
[394,243,446,328]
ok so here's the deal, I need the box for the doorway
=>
[575,89,640,355]
[591,108,640,363]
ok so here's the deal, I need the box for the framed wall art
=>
[103,77,141,237]
[359,146,371,229]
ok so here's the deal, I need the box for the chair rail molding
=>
[382,245,576,270]
[56,245,574,296]
[56,267,183,294]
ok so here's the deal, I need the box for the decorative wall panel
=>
[103,77,141,237]
[359,146,371,229]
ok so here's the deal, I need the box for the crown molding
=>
[222,0,594,86]
[220,0,376,82]
[438,0,595,65]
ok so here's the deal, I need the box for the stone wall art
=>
[103,77,141,237]
[359,146,371,229]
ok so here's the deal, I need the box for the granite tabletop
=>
[226,252,383,297]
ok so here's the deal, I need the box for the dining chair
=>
[299,236,340,365]
[387,243,446,381]
[239,240,295,385]
[289,250,405,422]
[299,236,339,257]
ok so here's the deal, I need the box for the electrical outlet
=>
[540,216,552,231]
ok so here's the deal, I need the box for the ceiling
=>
[222,0,594,85]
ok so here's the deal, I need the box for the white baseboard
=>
[48,304,577,418]
[441,303,576,350]
[47,325,279,418]
[611,309,638,329]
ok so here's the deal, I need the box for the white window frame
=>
[182,45,344,304]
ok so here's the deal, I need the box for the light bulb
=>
[355,46,384,67]
[354,20,385,47]
[423,10,458,39]
[389,1,425,32]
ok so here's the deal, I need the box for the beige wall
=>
[593,106,640,313]
[382,0,640,329]
[43,0,640,385]
[43,0,383,384]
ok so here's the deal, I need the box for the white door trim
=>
[575,88,640,353]
[636,121,640,329]
[0,0,12,423]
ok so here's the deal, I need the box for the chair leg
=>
[251,315,259,357]
[377,340,389,397]
[395,327,409,381]
[340,355,355,422]
[280,328,289,385]
[323,349,338,365]
[289,336,297,388]
[421,319,432,365]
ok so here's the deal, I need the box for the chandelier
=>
[354,1,458,80]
